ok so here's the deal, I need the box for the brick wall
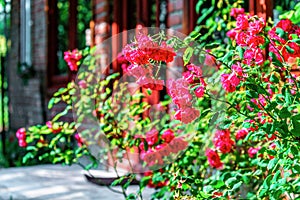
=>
[8,0,47,130]
[167,0,183,32]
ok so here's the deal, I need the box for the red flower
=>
[16,128,26,140]
[18,139,27,148]
[249,17,265,34]
[235,129,248,140]
[122,34,175,65]
[236,14,249,30]
[205,148,223,169]
[248,147,261,158]
[227,29,237,40]
[168,137,188,154]
[221,73,240,92]
[64,49,82,71]
[276,19,293,32]
[212,191,223,198]
[161,129,175,143]
[243,48,264,66]
[74,133,84,147]
[195,86,205,98]
[213,130,234,154]
[230,8,245,18]
[246,35,265,48]
[146,129,159,146]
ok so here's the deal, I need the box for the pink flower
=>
[221,73,240,92]
[146,129,159,146]
[16,128,26,140]
[167,78,193,108]
[213,130,234,154]
[249,17,265,34]
[205,148,223,169]
[226,29,237,40]
[246,35,265,48]
[156,144,171,157]
[276,19,293,32]
[248,147,261,158]
[18,139,27,148]
[64,49,82,71]
[243,48,264,66]
[231,62,243,76]
[74,133,84,147]
[161,129,175,143]
[236,31,248,46]
[169,137,188,153]
[235,129,248,140]
[180,107,200,124]
[186,64,203,77]
[195,86,205,98]
[236,14,249,30]
[230,8,245,18]
[78,80,87,89]
[182,71,194,84]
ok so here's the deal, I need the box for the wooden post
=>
[47,0,58,86]
[249,0,273,20]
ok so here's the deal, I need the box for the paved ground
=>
[0,165,153,200]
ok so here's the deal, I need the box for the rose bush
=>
[16,7,300,200]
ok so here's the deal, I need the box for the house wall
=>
[9,0,47,130]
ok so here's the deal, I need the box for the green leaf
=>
[279,107,291,119]
[292,118,300,136]
[285,45,295,54]
[292,38,300,44]
[269,52,283,67]
[270,74,279,83]
[267,158,278,171]
[232,181,243,191]
[183,47,194,66]
[275,27,287,40]
[225,177,237,187]
[236,46,244,58]
[205,43,221,49]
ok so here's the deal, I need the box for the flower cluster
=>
[123,34,176,65]
[126,64,164,90]
[213,129,235,154]
[167,78,200,124]
[227,14,266,66]
[269,19,300,65]
[64,49,82,71]
[183,64,207,98]
[16,128,27,148]
[139,128,188,167]
[122,34,176,90]
[230,8,245,19]
[206,129,235,169]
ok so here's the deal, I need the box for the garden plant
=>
[16,2,300,200]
